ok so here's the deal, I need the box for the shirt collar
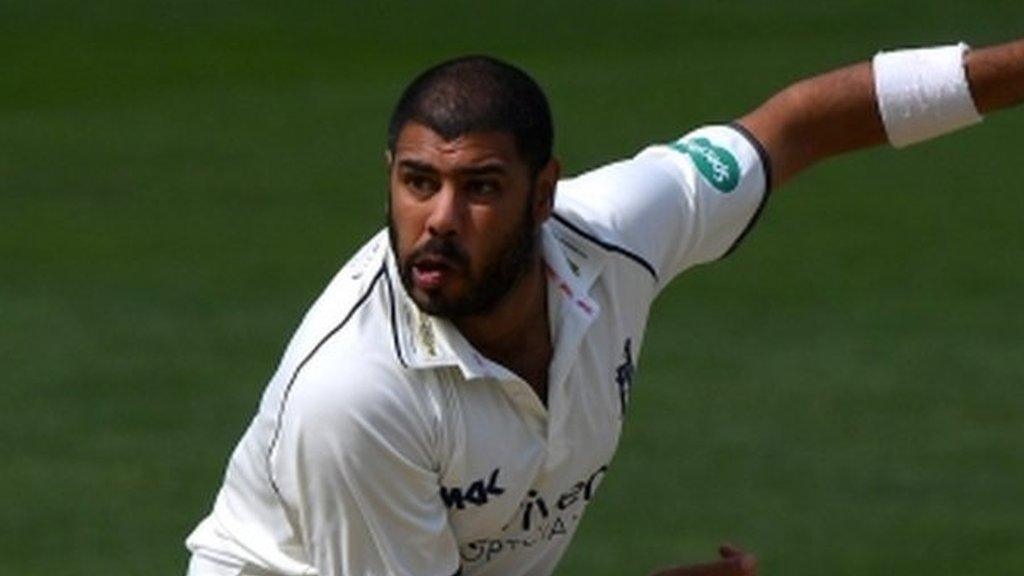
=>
[386,223,602,380]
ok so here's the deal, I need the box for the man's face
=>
[388,122,553,318]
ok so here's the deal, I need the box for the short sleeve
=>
[270,357,460,576]
[554,123,770,289]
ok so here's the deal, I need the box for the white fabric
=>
[557,124,768,288]
[185,124,768,576]
[873,43,983,148]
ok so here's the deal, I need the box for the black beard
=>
[388,190,538,319]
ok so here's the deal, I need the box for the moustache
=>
[408,236,470,269]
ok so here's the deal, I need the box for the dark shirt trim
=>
[722,121,774,258]
[551,212,659,281]
[383,266,408,368]
[266,263,387,497]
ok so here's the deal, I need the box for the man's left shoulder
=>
[545,209,660,292]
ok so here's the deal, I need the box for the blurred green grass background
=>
[2,1,1022,574]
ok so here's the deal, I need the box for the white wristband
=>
[873,43,983,148]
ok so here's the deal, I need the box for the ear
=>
[385,149,394,168]
[532,157,561,222]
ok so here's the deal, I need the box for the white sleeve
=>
[554,123,770,289]
[270,358,460,576]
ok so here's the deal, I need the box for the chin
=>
[410,288,459,319]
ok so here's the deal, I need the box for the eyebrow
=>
[396,159,509,177]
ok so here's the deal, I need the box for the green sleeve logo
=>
[669,137,740,193]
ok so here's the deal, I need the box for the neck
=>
[455,256,552,394]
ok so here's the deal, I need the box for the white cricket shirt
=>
[186,124,770,576]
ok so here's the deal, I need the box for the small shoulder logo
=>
[614,338,634,418]
[670,137,740,193]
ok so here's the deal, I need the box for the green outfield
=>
[3,2,1022,574]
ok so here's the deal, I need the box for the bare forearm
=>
[738,62,885,187]
[739,37,1024,189]
[967,38,1024,114]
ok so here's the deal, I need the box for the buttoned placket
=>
[539,239,601,471]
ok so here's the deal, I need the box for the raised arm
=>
[738,37,1024,188]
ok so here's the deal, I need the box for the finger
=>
[718,544,758,576]
[719,544,743,558]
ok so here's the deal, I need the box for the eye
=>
[403,173,440,197]
[465,179,501,200]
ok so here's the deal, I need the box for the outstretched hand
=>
[649,544,758,576]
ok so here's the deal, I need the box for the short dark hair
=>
[387,55,554,174]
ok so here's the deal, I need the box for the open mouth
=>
[411,256,458,290]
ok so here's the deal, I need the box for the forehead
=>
[392,122,526,172]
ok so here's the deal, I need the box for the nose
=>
[425,185,463,237]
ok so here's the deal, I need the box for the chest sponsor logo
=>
[441,468,505,510]
[615,338,634,417]
[459,464,609,565]
[671,137,740,192]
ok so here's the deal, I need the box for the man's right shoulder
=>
[284,231,395,361]
[259,230,434,435]
[259,231,417,404]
